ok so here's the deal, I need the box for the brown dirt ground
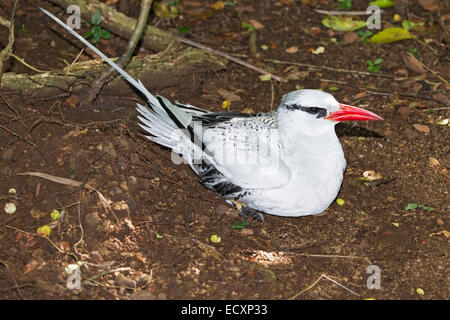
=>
[0,0,449,300]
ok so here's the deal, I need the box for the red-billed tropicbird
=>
[42,8,383,219]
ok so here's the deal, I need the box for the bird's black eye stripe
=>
[285,104,328,118]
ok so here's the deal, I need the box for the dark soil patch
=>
[0,0,448,300]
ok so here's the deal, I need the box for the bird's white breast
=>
[242,131,346,217]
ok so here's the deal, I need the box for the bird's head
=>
[277,89,383,137]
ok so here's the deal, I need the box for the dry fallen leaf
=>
[24,259,39,273]
[435,118,449,126]
[184,7,218,20]
[285,46,299,54]
[217,89,241,102]
[429,230,450,238]
[418,0,437,11]
[241,107,255,114]
[16,232,36,248]
[63,127,88,139]
[249,19,264,30]
[402,53,425,74]
[60,241,70,252]
[362,170,383,181]
[353,91,367,100]
[284,66,310,80]
[343,32,360,44]
[413,124,430,133]
[210,1,225,10]
[312,46,325,55]
[65,94,79,108]
[428,157,439,167]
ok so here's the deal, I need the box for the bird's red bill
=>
[325,104,383,122]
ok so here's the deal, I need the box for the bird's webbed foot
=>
[239,206,265,222]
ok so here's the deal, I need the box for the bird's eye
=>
[285,104,327,118]
[307,107,320,114]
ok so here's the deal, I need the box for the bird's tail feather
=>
[40,7,198,159]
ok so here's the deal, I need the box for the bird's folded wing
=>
[203,121,291,190]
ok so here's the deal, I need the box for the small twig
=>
[0,258,25,299]
[8,53,51,73]
[2,224,67,254]
[248,31,257,57]
[270,80,275,111]
[295,253,365,259]
[17,171,113,214]
[0,93,19,116]
[191,238,225,261]
[0,0,18,82]
[0,124,37,147]
[82,0,153,107]
[73,190,87,259]
[266,59,396,79]
[288,274,360,299]
[65,48,84,72]
[0,15,11,28]
[180,37,284,82]
[423,106,450,111]
[314,9,379,16]
[421,62,448,85]
[366,90,448,106]
[320,78,348,85]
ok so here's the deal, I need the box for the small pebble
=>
[104,165,114,177]
[128,176,138,185]
[241,228,254,236]
[4,202,16,214]
[108,186,122,196]
[120,180,129,191]
[117,161,127,171]
[85,212,100,228]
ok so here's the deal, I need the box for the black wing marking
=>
[198,164,243,198]
[193,112,254,126]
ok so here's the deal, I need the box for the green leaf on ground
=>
[178,26,191,33]
[242,22,255,32]
[91,9,102,25]
[402,20,424,30]
[370,27,413,43]
[92,25,102,43]
[338,0,353,10]
[232,221,248,230]
[405,203,435,211]
[101,29,111,39]
[259,74,272,82]
[369,0,395,8]
[322,15,366,32]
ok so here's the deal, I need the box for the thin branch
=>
[180,37,284,82]
[0,0,19,82]
[82,0,154,107]
[0,15,11,28]
[288,274,360,299]
[0,124,37,147]
[266,59,396,79]
[315,8,388,16]
[366,90,449,106]
[17,171,113,215]
[8,53,51,73]
[314,9,375,15]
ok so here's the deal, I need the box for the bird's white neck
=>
[277,112,346,192]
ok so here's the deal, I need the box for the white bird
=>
[42,8,383,219]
